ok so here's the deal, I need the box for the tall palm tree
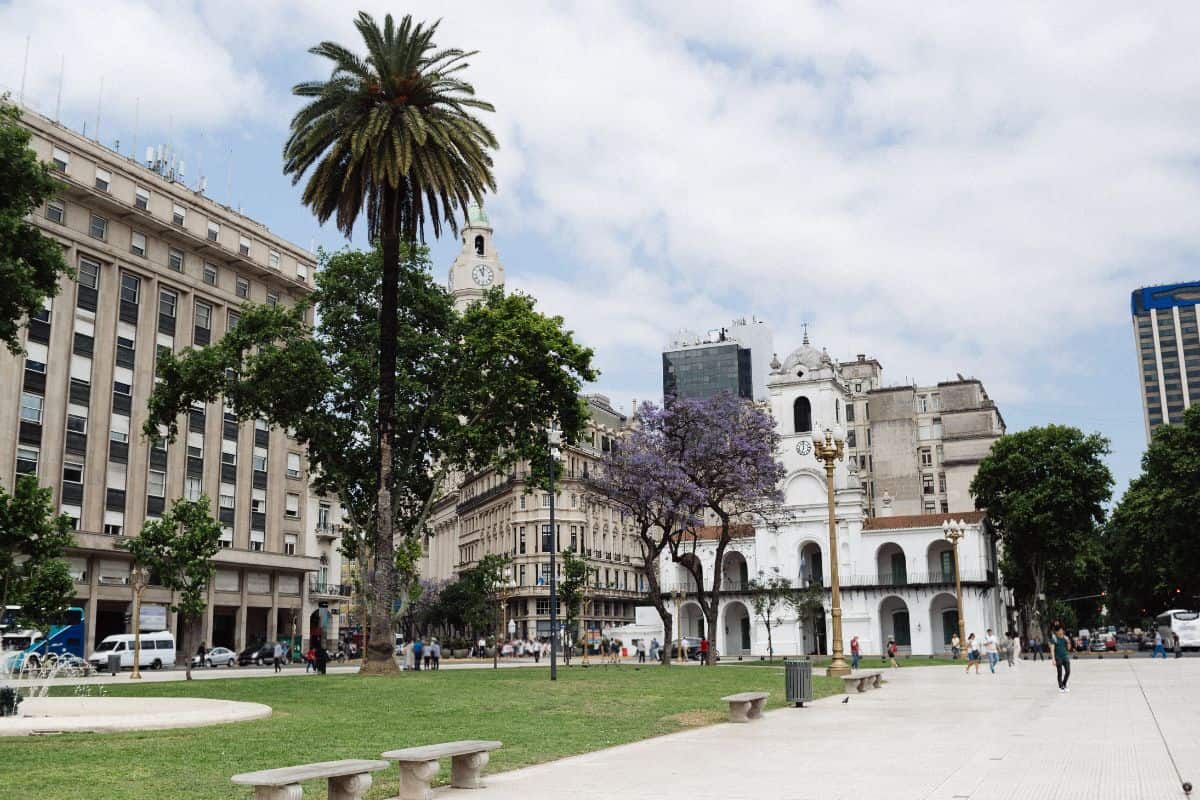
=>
[284,12,496,673]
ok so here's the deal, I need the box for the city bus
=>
[1155,609,1200,650]
[1,605,86,668]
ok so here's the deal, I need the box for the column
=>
[267,571,279,642]
[236,569,248,651]
[84,555,99,656]
[202,580,215,650]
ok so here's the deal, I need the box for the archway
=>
[678,601,705,639]
[879,595,911,654]
[926,540,955,583]
[722,601,752,656]
[929,592,959,655]
[875,542,907,586]
[721,551,749,591]
[798,541,823,587]
[793,396,812,433]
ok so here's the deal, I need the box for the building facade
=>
[662,336,1003,658]
[1,107,339,656]
[662,317,774,403]
[1131,281,1200,439]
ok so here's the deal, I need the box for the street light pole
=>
[548,426,561,681]
[130,565,148,680]
[942,519,968,656]
[813,428,850,677]
[672,588,684,665]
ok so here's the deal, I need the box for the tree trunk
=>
[643,564,673,666]
[765,611,773,661]
[704,518,730,665]
[179,611,194,681]
[363,190,401,676]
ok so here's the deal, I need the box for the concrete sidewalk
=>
[432,658,1197,800]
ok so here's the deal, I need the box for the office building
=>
[662,316,774,402]
[0,107,345,655]
[1131,281,1200,438]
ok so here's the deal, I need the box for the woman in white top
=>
[964,633,981,674]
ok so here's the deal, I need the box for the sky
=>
[1,1,1189,498]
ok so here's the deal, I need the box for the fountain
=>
[0,652,271,736]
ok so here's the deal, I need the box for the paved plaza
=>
[435,658,1198,800]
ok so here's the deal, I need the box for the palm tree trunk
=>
[363,187,401,675]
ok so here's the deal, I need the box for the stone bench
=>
[841,671,884,693]
[231,759,389,800]
[720,691,769,723]
[381,740,503,800]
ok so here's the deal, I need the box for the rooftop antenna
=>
[18,35,30,105]
[93,75,104,141]
[801,322,810,345]
[53,54,64,122]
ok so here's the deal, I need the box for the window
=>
[541,524,553,552]
[846,403,855,422]
[134,186,150,210]
[89,214,108,240]
[297,263,308,281]
[221,440,237,465]
[236,276,249,298]
[251,489,266,513]
[855,382,862,393]
[250,530,264,551]
[920,448,933,467]
[238,235,251,256]
[285,493,299,518]
[227,310,240,329]
[110,414,130,443]
[286,452,301,478]
[159,289,177,318]
[20,392,43,423]
[120,273,140,304]
[16,445,39,476]
[78,258,101,289]
[846,430,856,448]
[168,247,183,272]
[793,396,812,433]
[203,263,218,286]
[24,341,48,374]
[67,404,88,433]
[194,302,212,330]
[255,418,269,433]
[318,502,331,529]
[269,250,281,270]
[924,501,937,513]
[185,477,202,501]
[219,526,233,548]
[94,167,111,192]
[253,446,267,472]
[922,475,935,495]
[284,534,297,555]
[130,231,146,257]
[266,291,278,307]
[219,483,235,508]
[52,147,69,172]
[172,204,186,226]
[207,220,220,242]
[519,526,526,554]
[148,470,166,497]
[46,197,65,223]
[187,430,204,459]
[63,461,84,484]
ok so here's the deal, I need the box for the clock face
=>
[472,263,494,286]
[795,439,812,456]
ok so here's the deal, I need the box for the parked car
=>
[194,646,237,668]
[238,641,279,666]
[670,637,704,661]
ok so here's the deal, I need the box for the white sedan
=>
[193,646,237,668]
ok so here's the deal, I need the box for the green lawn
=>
[1,664,841,799]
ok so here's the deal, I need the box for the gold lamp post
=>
[130,564,149,680]
[812,428,850,677]
[672,587,685,664]
[942,519,969,655]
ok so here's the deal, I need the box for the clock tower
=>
[448,202,505,311]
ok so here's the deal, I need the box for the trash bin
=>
[785,658,813,707]
[107,654,121,676]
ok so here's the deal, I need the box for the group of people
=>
[849,635,901,669]
[497,639,548,661]
[952,629,1019,674]
[406,638,442,670]
[1151,629,1183,659]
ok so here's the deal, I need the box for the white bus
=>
[1156,609,1200,650]
[87,631,176,670]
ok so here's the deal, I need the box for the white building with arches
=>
[662,335,1004,658]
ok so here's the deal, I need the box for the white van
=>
[88,631,176,670]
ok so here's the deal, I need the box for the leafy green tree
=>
[145,245,594,674]
[283,12,497,673]
[0,475,74,633]
[558,548,589,663]
[1105,405,1200,622]
[970,425,1112,638]
[0,96,71,354]
[748,568,802,660]
[121,497,221,680]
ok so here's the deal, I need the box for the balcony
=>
[315,523,343,541]
[309,579,353,598]
[834,570,994,589]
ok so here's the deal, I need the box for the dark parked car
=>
[670,637,705,661]
[238,641,279,666]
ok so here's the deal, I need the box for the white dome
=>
[781,344,825,374]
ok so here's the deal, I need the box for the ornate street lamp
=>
[547,425,562,681]
[672,587,685,664]
[942,519,969,655]
[130,564,149,680]
[493,566,515,670]
[812,428,851,677]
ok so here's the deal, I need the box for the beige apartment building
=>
[0,107,346,656]
[840,355,1005,517]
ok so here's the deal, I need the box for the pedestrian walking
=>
[1173,632,1182,659]
[423,639,432,670]
[315,642,328,675]
[1152,630,1167,659]
[1006,631,1019,667]
[1051,623,1071,692]
[984,628,999,673]
[636,639,646,664]
[1031,636,1043,661]
[273,641,284,673]
[197,642,207,667]
[886,636,899,668]
[412,637,424,671]
[850,635,861,670]
[699,637,710,665]
[650,638,660,663]
[950,633,961,661]
[305,647,316,673]
[429,638,441,670]
[965,633,981,674]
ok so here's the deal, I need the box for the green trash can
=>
[785,658,813,707]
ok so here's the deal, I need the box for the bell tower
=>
[448,202,505,311]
